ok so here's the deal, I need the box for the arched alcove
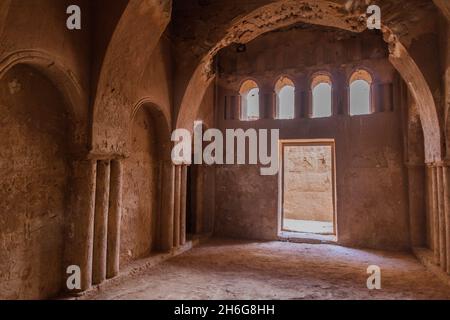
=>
[121,102,171,267]
[0,50,87,152]
[0,64,72,299]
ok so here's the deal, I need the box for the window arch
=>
[240,80,260,120]
[349,69,373,116]
[311,74,332,118]
[275,76,295,119]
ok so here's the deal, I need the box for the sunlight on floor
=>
[85,239,450,300]
[283,219,334,234]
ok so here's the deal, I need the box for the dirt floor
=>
[86,238,450,300]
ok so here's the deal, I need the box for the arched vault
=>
[91,0,172,158]
[175,0,443,163]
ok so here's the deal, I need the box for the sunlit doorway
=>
[280,140,336,236]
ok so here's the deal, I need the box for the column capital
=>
[172,162,190,169]
[426,161,446,168]
[87,152,127,162]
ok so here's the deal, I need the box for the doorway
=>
[186,165,203,238]
[280,140,336,236]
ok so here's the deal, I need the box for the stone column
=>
[92,160,111,285]
[437,165,447,271]
[180,165,188,245]
[428,164,440,264]
[444,165,450,274]
[407,163,426,247]
[106,160,123,279]
[64,160,97,293]
[173,165,182,247]
[238,94,244,120]
[159,161,175,252]
[425,166,435,250]
[425,166,432,247]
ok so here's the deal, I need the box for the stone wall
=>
[214,27,410,250]
[0,65,69,299]
[283,145,334,222]
[121,108,159,267]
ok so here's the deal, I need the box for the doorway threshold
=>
[278,230,337,245]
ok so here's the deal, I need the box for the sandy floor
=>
[283,219,334,234]
[88,238,450,300]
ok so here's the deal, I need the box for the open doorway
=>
[280,140,336,236]
[186,164,203,239]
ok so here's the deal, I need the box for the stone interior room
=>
[0,0,450,300]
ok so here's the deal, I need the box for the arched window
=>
[349,70,373,116]
[240,80,260,120]
[275,77,295,119]
[311,74,332,118]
